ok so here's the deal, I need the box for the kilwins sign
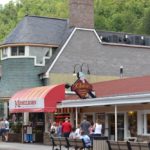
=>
[71,72,96,99]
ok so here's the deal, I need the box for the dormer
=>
[0,46,57,66]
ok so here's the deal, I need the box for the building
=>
[0,0,150,142]
[60,75,150,141]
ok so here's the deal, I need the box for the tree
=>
[142,8,150,35]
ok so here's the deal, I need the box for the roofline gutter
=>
[0,43,59,48]
[57,93,150,108]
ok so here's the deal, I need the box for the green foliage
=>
[0,0,150,42]
[142,8,150,35]
[10,122,22,133]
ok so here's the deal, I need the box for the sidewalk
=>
[0,142,55,150]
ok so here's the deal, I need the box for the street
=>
[0,142,53,150]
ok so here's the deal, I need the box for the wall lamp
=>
[73,63,90,76]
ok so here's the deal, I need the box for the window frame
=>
[11,46,25,56]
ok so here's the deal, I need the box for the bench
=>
[107,140,130,150]
[107,140,150,150]
[50,137,92,150]
[128,141,150,150]
[67,138,92,150]
[50,137,69,150]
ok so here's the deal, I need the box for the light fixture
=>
[120,65,123,78]
[81,63,90,75]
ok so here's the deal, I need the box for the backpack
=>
[50,127,56,134]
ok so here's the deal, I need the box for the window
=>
[128,111,137,137]
[147,114,150,134]
[18,46,25,55]
[0,102,4,118]
[11,46,25,56]
[11,47,17,56]
[2,48,8,58]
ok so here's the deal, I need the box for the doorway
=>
[108,114,124,140]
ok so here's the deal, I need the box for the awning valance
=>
[9,84,65,113]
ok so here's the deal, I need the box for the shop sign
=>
[15,100,36,107]
[9,98,44,109]
[71,72,96,99]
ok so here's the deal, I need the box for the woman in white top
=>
[75,124,81,138]
[93,119,102,136]
[50,122,57,137]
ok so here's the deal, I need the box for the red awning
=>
[9,84,65,113]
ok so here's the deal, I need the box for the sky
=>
[0,0,15,5]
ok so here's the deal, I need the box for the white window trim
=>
[11,46,25,56]
[1,46,50,66]
[138,110,150,135]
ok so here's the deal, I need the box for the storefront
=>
[58,93,150,141]
[9,84,65,143]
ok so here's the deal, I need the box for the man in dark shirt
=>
[80,115,91,135]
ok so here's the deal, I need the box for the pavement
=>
[0,142,54,150]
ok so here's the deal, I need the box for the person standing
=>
[50,122,57,137]
[57,121,62,137]
[80,115,91,135]
[26,122,33,143]
[3,118,9,142]
[93,119,102,136]
[62,118,72,138]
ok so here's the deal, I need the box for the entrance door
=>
[108,114,124,140]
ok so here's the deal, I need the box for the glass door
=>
[108,114,124,140]
[127,111,137,137]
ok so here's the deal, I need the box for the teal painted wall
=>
[0,58,43,97]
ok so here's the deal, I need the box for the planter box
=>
[8,133,22,142]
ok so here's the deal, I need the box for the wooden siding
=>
[49,73,118,85]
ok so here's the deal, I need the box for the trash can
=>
[93,136,108,150]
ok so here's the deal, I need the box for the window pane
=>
[128,111,137,137]
[18,46,25,55]
[2,48,8,58]
[147,114,150,133]
[11,47,17,56]
[0,102,4,118]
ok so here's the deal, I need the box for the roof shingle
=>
[2,16,68,45]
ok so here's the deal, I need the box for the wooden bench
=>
[107,140,150,150]
[128,141,150,150]
[50,137,92,150]
[107,140,129,150]
[67,138,92,150]
[50,137,69,150]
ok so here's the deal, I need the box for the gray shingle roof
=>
[2,15,68,45]
[40,27,74,74]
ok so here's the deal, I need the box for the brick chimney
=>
[69,0,94,29]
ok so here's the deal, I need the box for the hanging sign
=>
[71,72,96,99]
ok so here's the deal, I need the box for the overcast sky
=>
[0,0,15,5]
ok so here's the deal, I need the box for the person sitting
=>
[69,127,76,139]
[75,124,81,139]
[80,130,92,148]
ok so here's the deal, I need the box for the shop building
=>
[59,75,150,141]
[0,0,150,143]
